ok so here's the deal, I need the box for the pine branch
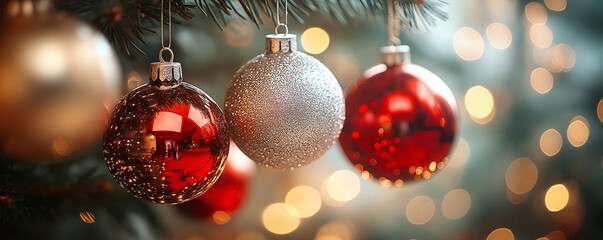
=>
[0,152,161,238]
[52,0,447,54]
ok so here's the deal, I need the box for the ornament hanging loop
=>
[274,23,289,35]
[159,47,174,63]
[274,0,289,35]
[159,0,174,62]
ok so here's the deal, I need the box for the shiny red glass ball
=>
[339,62,458,184]
[177,142,255,219]
[103,83,229,204]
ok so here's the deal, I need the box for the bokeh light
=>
[315,221,352,240]
[531,68,554,94]
[505,158,538,195]
[261,203,300,235]
[442,189,471,220]
[406,196,436,225]
[127,71,143,90]
[448,138,470,168]
[598,99,603,124]
[235,231,267,240]
[525,2,548,25]
[540,129,562,156]
[553,44,576,71]
[567,116,589,147]
[285,185,322,218]
[301,27,330,55]
[52,137,72,157]
[530,24,553,49]
[545,230,567,240]
[453,27,484,61]
[224,20,255,48]
[326,170,361,203]
[212,211,231,225]
[487,228,515,240]
[545,184,569,212]
[27,40,68,80]
[79,212,95,224]
[486,23,512,50]
[465,86,495,124]
[544,0,567,11]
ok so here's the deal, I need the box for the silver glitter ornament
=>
[225,34,345,170]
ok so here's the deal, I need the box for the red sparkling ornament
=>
[177,142,255,219]
[104,61,229,204]
[339,46,457,184]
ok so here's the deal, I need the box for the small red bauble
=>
[177,142,255,219]
[339,46,458,185]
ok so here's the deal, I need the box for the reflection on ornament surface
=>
[177,142,255,219]
[340,63,457,183]
[104,83,229,204]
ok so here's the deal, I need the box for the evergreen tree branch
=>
[0,152,161,238]
[53,0,447,55]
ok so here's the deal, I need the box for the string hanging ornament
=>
[103,0,229,204]
[339,0,458,186]
[224,0,345,170]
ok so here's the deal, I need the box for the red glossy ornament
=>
[103,61,229,204]
[177,142,255,219]
[339,46,458,185]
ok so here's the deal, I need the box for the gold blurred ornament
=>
[0,0,121,162]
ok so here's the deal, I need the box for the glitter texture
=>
[104,82,229,204]
[225,35,345,170]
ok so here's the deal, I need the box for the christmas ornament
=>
[339,46,458,184]
[224,2,345,170]
[340,1,457,185]
[0,0,121,161]
[103,2,229,204]
[177,142,255,219]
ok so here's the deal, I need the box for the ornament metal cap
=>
[149,48,182,87]
[265,34,297,54]
[381,45,411,66]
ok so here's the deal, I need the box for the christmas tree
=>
[1,0,602,239]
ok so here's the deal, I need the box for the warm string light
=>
[315,221,353,240]
[224,20,255,48]
[540,129,562,157]
[567,116,589,148]
[406,195,435,225]
[285,185,322,218]
[301,27,330,54]
[79,212,95,224]
[487,228,515,240]
[262,203,300,235]
[530,68,554,94]
[441,189,472,220]
[545,184,569,212]
[505,158,538,195]
[447,138,471,168]
[486,23,512,50]
[453,27,484,61]
[464,86,495,124]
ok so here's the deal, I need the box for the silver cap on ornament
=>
[381,45,411,66]
[265,34,298,54]
[149,48,182,87]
